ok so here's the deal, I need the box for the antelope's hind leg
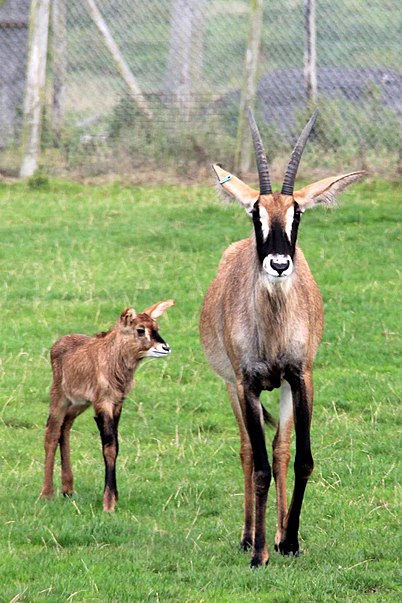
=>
[59,403,90,496]
[226,383,254,551]
[41,386,68,498]
[278,368,314,556]
[273,381,293,551]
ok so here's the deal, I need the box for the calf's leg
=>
[94,401,122,512]
[41,387,68,498]
[59,403,90,496]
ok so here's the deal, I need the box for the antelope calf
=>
[200,109,365,567]
[41,300,174,511]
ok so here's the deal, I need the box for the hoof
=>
[40,490,53,499]
[249,545,269,568]
[240,536,253,552]
[103,489,117,512]
[249,555,269,568]
[102,500,117,512]
[63,491,74,498]
[276,539,300,556]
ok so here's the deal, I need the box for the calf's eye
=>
[136,327,146,336]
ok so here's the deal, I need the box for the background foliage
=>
[0,0,400,178]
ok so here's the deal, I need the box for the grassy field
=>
[0,177,400,602]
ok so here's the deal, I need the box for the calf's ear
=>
[143,300,175,319]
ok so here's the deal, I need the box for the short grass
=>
[0,177,400,603]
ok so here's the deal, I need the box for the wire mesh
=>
[0,0,401,180]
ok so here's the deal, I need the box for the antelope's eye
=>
[136,327,146,336]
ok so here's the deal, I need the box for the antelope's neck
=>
[104,331,140,374]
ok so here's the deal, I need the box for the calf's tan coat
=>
[41,300,174,511]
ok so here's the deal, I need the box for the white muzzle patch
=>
[262,253,294,280]
[144,343,171,358]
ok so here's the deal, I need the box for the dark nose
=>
[270,258,290,275]
[162,343,170,352]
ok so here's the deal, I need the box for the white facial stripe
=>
[259,205,269,240]
[285,205,295,241]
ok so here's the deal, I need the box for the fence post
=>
[19,0,50,178]
[304,0,317,105]
[234,0,264,176]
[164,0,206,121]
[84,0,152,120]
[51,0,67,138]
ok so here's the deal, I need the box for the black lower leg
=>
[280,368,314,555]
[95,412,119,499]
[244,385,271,567]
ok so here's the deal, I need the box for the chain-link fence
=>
[1,0,401,181]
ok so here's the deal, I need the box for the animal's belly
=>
[200,327,236,384]
[69,397,91,408]
[206,348,236,385]
[62,379,94,407]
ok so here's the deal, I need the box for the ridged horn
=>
[248,107,272,195]
[281,109,318,196]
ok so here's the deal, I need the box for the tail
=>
[261,402,277,429]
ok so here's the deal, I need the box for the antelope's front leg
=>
[94,402,122,512]
[279,367,314,556]
[239,381,271,567]
[226,383,254,551]
[272,381,293,550]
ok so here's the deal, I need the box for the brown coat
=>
[200,161,365,567]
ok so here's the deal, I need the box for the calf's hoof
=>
[40,489,54,499]
[102,493,117,512]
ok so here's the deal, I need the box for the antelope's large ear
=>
[293,171,367,210]
[143,299,175,320]
[213,164,259,214]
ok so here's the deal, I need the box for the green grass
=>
[0,178,400,602]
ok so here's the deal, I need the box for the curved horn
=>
[248,107,272,195]
[281,109,318,196]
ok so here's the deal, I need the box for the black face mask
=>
[252,201,302,266]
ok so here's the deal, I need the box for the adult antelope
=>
[200,109,365,567]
